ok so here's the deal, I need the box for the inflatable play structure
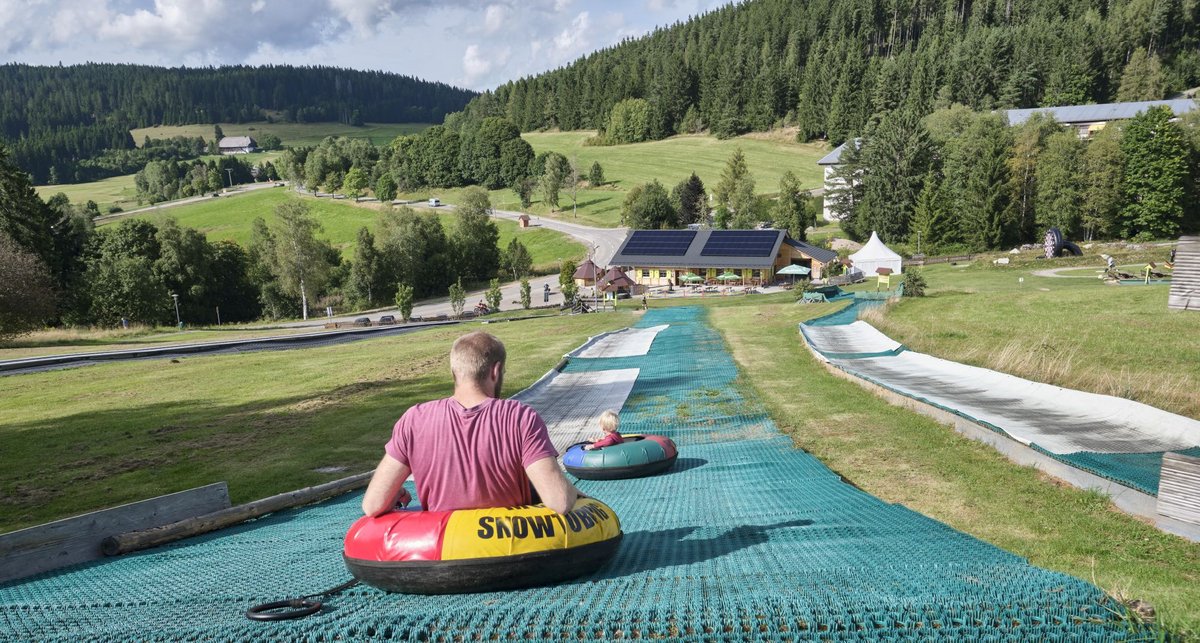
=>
[562,434,678,480]
[343,498,622,594]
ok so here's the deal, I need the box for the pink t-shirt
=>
[384,397,558,512]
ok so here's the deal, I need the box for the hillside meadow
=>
[111,188,584,271]
[130,121,432,147]
[398,129,830,227]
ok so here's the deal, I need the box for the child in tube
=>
[584,410,623,450]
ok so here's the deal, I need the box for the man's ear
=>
[491,361,503,381]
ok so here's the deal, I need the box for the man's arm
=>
[362,454,413,517]
[525,456,581,515]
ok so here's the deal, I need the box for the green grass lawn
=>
[0,312,632,533]
[709,298,1200,633]
[131,121,432,147]
[115,189,585,268]
[35,174,142,213]
[398,130,830,228]
[35,151,284,213]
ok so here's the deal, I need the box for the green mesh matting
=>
[0,307,1134,641]
[1041,447,1200,496]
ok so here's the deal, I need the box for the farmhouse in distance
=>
[217,136,258,154]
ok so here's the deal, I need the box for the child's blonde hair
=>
[598,410,620,432]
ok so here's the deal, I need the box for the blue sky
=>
[0,0,728,91]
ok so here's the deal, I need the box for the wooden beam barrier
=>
[0,482,231,584]
[101,472,372,556]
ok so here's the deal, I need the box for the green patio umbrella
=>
[716,272,741,281]
[776,264,811,285]
[679,273,704,283]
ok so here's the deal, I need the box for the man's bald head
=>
[450,331,507,390]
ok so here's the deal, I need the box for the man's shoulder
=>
[400,397,454,420]
[491,398,540,416]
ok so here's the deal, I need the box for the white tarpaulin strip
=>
[830,349,1200,455]
[801,321,903,356]
[574,325,669,358]
[513,368,641,453]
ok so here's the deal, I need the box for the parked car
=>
[353,317,371,327]
[428,198,441,207]
[378,315,396,325]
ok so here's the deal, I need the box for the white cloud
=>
[462,44,493,84]
[483,4,507,33]
[0,1,715,92]
[552,11,589,57]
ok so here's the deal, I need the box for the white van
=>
[428,198,441,207]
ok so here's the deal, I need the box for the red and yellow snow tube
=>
[343,498,621,594]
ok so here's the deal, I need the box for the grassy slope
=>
[34,174,142,214]
[399,130,830,228]
[706,298,1200,633]
[118,189,584,268]
[130,121,432,147]
[34,121,431,211]
[0,312,632,532]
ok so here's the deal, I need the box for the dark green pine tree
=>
[856,110,934,244]
[1119,106,1189,239]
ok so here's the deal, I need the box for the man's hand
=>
[362,454,413,517]
[394,488,412,509]
[525,456,580,515]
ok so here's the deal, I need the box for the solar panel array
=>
[700,230,780,257]
[619,230,697,256]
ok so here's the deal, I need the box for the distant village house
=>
[218,136,258,154]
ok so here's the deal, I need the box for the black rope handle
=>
[245,578,360,622]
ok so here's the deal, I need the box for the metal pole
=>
[216,306,221,326]
[171,294,181,327]
[225,168,234,189]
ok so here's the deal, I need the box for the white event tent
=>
[848,231,902,277]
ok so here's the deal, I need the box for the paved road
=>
[94,181,288,223]
[268,202,628,329]
[0,320,459,376]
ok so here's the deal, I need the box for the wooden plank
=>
[102,472,371,556]
[1158,452,1200,526]
[0,482,230,584]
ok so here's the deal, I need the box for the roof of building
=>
[611,229,833,269]
[816,138,861,165]
[218,136,257,148]
[573,259,603,279]
[1004,99,1197,126]
[783,237,839,263]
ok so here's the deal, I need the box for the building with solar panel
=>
[609,229,838,288]
[1003,98,1196,139]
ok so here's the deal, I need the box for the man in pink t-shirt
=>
[362,331,583,515]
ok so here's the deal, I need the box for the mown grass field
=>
[35,174,142,213]
[130,121,432,147]
[709,297,1200,633]
[0,313,632,533]
[399,130,830,228]
[115,188,584,269]
[35,151,283,213]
